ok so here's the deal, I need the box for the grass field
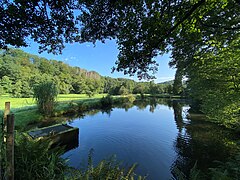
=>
[0,94,107,111]
[0,94,107,130]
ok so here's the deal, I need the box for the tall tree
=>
[173,69,183,95]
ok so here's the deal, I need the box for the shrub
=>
[33,82,58,116]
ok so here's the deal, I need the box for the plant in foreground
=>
[67,150,146,180]
[15,135,67,180]
[15,135,145,180]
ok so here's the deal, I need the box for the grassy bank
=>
[0,94,107,110]
[0,93,183,131]
[0,94,136,131]
[0,94,108,131]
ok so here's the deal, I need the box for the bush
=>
[33,82,58,116]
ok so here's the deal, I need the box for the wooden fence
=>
[0,102,14,180]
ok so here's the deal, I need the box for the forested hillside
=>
[0,48,174,97]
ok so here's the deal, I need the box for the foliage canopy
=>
[1,0,239,79]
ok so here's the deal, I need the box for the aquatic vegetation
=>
[67,150,146,180]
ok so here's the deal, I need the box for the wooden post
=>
[4,102,10,131]
[0,115,3,180]
[6,114,14,180]
[1,102,10,180]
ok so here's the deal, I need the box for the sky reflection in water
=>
[62,99,236,180]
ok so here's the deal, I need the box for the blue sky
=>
[21,40,175,83]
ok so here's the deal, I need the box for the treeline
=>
[0,48,174,97]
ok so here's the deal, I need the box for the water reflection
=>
[171,100,237,178]
[62,98,237,179]
[172,100,184,132]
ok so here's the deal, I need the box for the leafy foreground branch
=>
[14,134,145,180]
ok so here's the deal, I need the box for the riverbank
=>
[0,94,138,131]
[0,94,100,130]
[1,95,239,179]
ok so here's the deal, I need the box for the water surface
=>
[62,99,237,179]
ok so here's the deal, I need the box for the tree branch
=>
[164,0,206,39]
[199,19,240,31]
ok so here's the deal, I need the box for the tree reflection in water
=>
[58,97,237,179]
[171,100,237,178]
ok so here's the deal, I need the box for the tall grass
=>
[33,82,58,116]
[67,152,146,179]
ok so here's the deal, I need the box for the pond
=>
[61,99,238,179]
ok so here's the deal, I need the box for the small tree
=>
[33,82,58,115]
[118,86,129,95]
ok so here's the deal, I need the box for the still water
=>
[62,99,237,179]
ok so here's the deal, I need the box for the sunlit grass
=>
[0,94,107,130]
[0,95,35,109]
[0,94,107,110]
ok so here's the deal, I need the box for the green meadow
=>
[0,94,107,110]
[0,94,107,130]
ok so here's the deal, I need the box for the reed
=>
[33,82,58,116]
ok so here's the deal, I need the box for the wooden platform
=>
[27,124,79,150]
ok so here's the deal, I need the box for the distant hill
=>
[0,48,150,97]
[158,80,174,85]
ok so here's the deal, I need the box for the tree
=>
[118,85,129,95]
[85,79,98,97]
[1,0,239,79]
[0,75,12,94]
[11,80,22,98]
[0,0,77,54]
[149,81,158,96]
[167,85,173,95]
[186,40,240,127]
[173,69,183,95]
[78,0,240,79]
[133,84,144,94]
